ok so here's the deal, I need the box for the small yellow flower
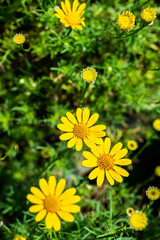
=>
[55,0,86,30]
[155,165,160,177]
[129,211,147,231]
[141,7,156,22]
[126,207,134,216]
[117,11,135,31]
[127,140,138,151]
[146,186,160,200]
[41,149,52,158]
[13,33,25,45]
[82,137,132,186]
[81,67,98,83]
[27,176,81,231]
[14,237,26,240]
[57,108,106,151]
[153,119,160,131]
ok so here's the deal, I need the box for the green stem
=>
[119,24,148,39]
[80,83,90,107]
[132,0,151,11]
[27,222,39,240]
[96,227,132,238]
[53,230,58,240]
[142,200,154,213]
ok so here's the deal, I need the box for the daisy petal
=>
[106,171,114,185]
[82,151,97,161]
[35,209,47,222]
[110,142,123,156]
[57,124,73,132]
[87,113,99,127]
[82,108,90,124]
[76,138,83,151]
[56,8,66,18]
[57,210,74,222]
[113,166,129,177]
[97,169,105,186]
[104,137,111,154]
[84,138,96,149]
[67,137,77,148]
[91,147,100,157]
[48,176,56,195]
[60,205,80,213]
[60,117,74,128]
[39,178,49,196]
[90,125,106,132]
[88,167,101,180]
[45,212,52,229]
[65,0,71,12]
[92,131,106,138]
[72,0,79,12]
[59,188,76,200]
[109,169,123,183]
[114,159,132,166]
[55,13,62,19]
[55,179,66,197]
[52,213,61,231]
[76,25,83,30]
[61,2,68,14]
[27,194,43,204]
[88,134,103,145]
[29,205,44,213]
[66,112,78,124]
[113,148,128,160]
[30,187,45,200]
[61,195,81,205]
[60,132,74,140]
[76,108,82,123]
[77,3,86,14]
[82,159,97,167]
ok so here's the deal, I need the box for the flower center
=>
[121,16,131,26]
[43,195,61,213]
[73,123,89,139]
[151,191,156,195]
[97,154,114,170]
[65,12,81,26]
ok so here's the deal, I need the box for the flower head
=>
[81,67,98,83]
[153,119,160,131]
[127,140,138,151]
[141,7,156,22]
[126,207,134,216]
[27,176,81,231]
[57,108,106,151]
[55,0,86,30]
[82,137,131,186]
[155,165,160,177]
[13,33,25,45]
[146,186,160,200]
[117,11,135,31]
[14,237,26,240]
[41,149,52,158]
[129,211,147,231]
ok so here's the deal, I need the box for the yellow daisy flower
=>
[155,165,160,177]
[127,140,138,151]
[14,237,26,240]
[55,0,86,30]
[41,149,52,158]
[13,33,25,45]
[141,7,156,22]
[146,186,160,200]
[129,211,147,231]
[27,176,81,231]
[153,119,160,131]
[126,207,134,216]
[57,108,106,151]
[81,67,98,83]
[117,11,135,31]
[82,137,132,186]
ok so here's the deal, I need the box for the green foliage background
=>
[0,0,160,239]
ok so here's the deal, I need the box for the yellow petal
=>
[110,142,123,156]
[35,209,47,222]
[113,148,128,160]
[39,178,49,196]
[106,171,114,185]
[104,137,111,154]
[114,159,132,166]
[77,3,86,14]
[76,25,83,30]
[27,194,43,204]
[91,146,100,157]
[90,125,106,132]
[65,0,71,12]
[67,137,77,148]
[72,0,78,11]
[60,132,74,140]
[76,108,82,123]
[88,134,103,145]
[60,205,80,213]
[61,1,68,14]
[109,169,123,183]
[57,124,73,132]
[88,167,101,180]
[61,195,81,205]
[29,204,44,213]
[82,108,90,124]
[59,188,76,200]
[57,210,74,222]
[84,138,96,149]
[97,169,105,186]
[75,138,83,151]
[82,159,97,167]
[60,116,74,128]
[92,131,106,138]
[52,213,61,231]
[56,8,66,18]
[48,176,56,195]
[81,20,85,27]
[80,10,85,17]
[55,179,66,197]
[82,151,97,161]
[45,212,52,229]
[113,166,129,177]
[87,113,99,127]
[97,144,104,155]
[55,13,63,19]
[30,187,45,200]
[66,112,78,124]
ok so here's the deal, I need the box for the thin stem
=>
[132,0,151,11]
[27,222,39,240]
[80,83,90,107]
[142,200,154,213]
[53,230,58,240]
[119,24,148,39]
